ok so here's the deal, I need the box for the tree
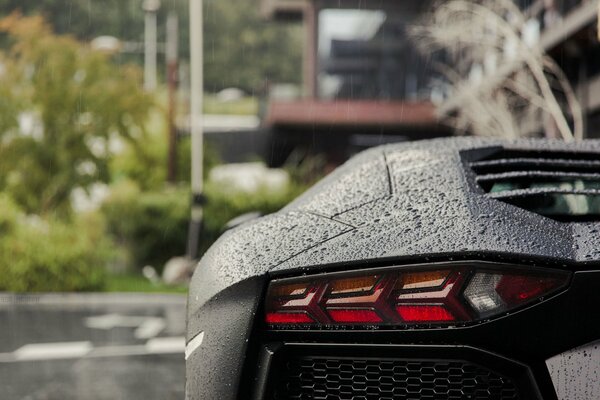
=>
[0,0,146,42]
[0,14,153,216]
[412,0,582,140]
[203,0,303,93]
[0,0,303,94]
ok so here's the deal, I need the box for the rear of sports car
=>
[185,138,600,400]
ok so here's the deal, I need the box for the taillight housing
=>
[265,263,569,329]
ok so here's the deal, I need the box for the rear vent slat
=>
[490,188,600,200]
[470,158,600,175]
[476,171,600,183]
[468,149,600,222]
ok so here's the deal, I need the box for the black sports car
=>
[185,138,600,400]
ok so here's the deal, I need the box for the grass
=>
[105,274,188,294]
[154,89,259,115]
[203,95,259,115]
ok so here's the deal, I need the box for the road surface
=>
[0,293,186,400]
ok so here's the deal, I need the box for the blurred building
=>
[521,0,600,139]
[438,0,600,139]
[260,0,451,166]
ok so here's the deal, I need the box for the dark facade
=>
[260,0,451,166]
[259,0,600,166]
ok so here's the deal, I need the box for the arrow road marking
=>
[85,313,166,339]
[135,317,166,339]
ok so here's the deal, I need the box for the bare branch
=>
[411,0,583,141]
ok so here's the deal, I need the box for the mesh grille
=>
[273,356,520,400]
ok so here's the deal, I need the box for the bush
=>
[0,196,111,292]
[101,178,307,271]
[110,122,221,191]
[199,181,306,254]
[102,181,189,272]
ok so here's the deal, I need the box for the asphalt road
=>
[0,293,186,400]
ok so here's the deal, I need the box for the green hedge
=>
[199,181,306,254]
[101,181,189,273]
[0,196,110,292]
[101,179,306,272]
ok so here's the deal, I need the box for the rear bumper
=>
[255,343,536,399]
[186,269,600,400]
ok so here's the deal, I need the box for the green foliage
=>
[0,15,153,216]
[101,180,190,272]
[101,176,307,271]
[284,151,329,186]
[199,180,306,254]
[203,95,259,116]
[110,126,221,191]
[0,0,147,42]
[109,109,169,191]
[105,274,187,294]
[0,194,20,234]
[0,196,110,292]
[203,0,303,92]
[176,137,221,183]
[0,0,303,93]
[0,6,306,292]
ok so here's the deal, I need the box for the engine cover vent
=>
[468,148,600,222]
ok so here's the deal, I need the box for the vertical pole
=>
[166,13,179,182]
[598,1,600,42]
[303,4,318,99]
[144,5,159,91]
[187,0,204,260]
[577,58,587,140]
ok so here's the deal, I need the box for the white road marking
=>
[146,337,185,354]
[14,341,92,361]
[184,331,204,360]
[85,313,166,339]
[0,337,186,363]
[135,317,166,339]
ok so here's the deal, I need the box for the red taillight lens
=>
[265,312,315,324]
[496,275,564,305]
[396,305,455,322]
[327,309,383,323]
[265,264,569,328]
[463,271,567,318]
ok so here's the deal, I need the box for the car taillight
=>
[265,264,569,329]
[463,272,566,317]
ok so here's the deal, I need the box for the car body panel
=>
[186,137,600,399]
